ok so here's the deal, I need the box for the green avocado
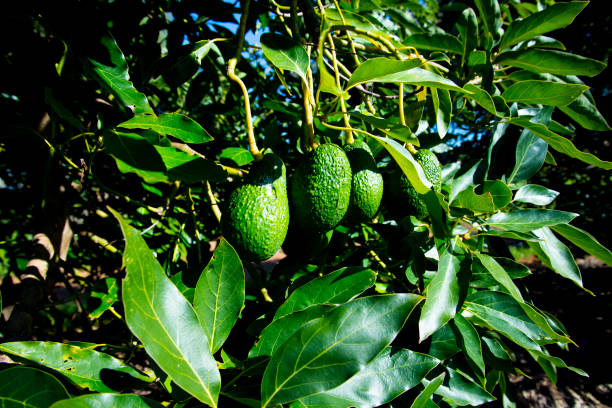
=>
[290,143,352,232]
[343,139,383,222]
[222,152,289,261]
[387,148,441,219]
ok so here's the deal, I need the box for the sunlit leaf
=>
[261,33,309,80]
[117,113,213,144]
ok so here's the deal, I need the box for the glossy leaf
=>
[454,314,485,378]
[453,180,512,213]
[346,58,422,90]
[559,93,612,131]
[111,209,220,407]
[403,33,463,54]
[87,36,153,114]
[514,184,559,205]
[486,209,578,232]
[411,373,445,408]
[260,33,309,80]
[103,131,168,184]
[474,0,501,40]
[419,248,461,342]
[117,113,213,144]
[495,49,606,77]
[502,80,588,107]
[475,253,524,302]
[153,145,225,183]
[260,294,423,407]
[89,277,120,319]
[251,305,336,358]
[506,107,551,185]
[0,341,150,392]
[219,147,254,166]
[431,87,452,138]
[464,84,508,118]
[348,64,463,92]
[498,2,589,50]
[551,224,612,267]
[507,117,612,169]
[429,324,460,361]
[369,135,432,194]
[434,367,495,406]
[471,256,531,288]
[477,229,540,242]
[456,8,478,65]
[50,393,164,408]
[273,266,376,321]
[348,111,418,144]
[194,238,245,353]
[295,347,439,408]
[530,227,582,287]
[0,366,69,408]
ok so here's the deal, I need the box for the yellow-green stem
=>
[206,181,222,223]
[399,83,406,126]
[327,34,353,144]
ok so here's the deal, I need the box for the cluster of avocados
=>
[221,140,441,262]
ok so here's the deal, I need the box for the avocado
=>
[222,152,289,261]
[387,148,441,219]
[290,143,352,233]
[343,139,383,222]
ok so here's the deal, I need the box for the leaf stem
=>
[327,34,353,144]
[206,181,222,223]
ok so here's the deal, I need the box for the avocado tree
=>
[1,0,611,407]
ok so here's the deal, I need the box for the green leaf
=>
[431,87,452,138]
[0,366,69,408]
[348,111,418,144]
[474,0,502,41]
[110,209,220,407]
[419,247,461,342]
[50,393,164,408]
[502,80,588,107]
[456,8,478,65]
[498,2,589,50]
[194,238,245,354]
[453,180,512,213]
[347,63,463,93]
[471,256,531,288]
[296,347,440,407]
[219,147,254,166]
[260,294,423,407]
[529,227,582,287]
[434,367,495,406]
[403,33,463,54]
[559,93,612,131]
[495,49,606,77]
[250,304,336,358]
[475,253,524,302]
[117,113,213,144]
[486,209,578,232]
[551,224,612,267]
[89,277,120,319]
[316,55,345,97]
[87,35,153,114]
[103,130,168,183]
[506,106,551,185]
[369,135,432,194]
[463,84,508,118]
[514,184,559,205]
[477,229,540,242]
[260,33,309,80]
[346,58,422,90]
[0,341,150,392]
[411,373,445,408]
[429,324,460,361]
[454,315,485,378]
[153,145,226,183]
[507,117,612,169]
[273,266,376,321]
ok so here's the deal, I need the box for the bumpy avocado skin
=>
[343,139,383,222]
[222,152,289,261]
[290,143,352,232]
[387,149,441,219]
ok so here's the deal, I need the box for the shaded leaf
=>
[495,49,606,77]
[403,33,463,54]
[117,113,213,144]
[153,145,226,183]
[411,373,445,408]
[431,87,452,138]
[219,147,254,166]
[559,93,612,131]
[261,34,309,80]
[89,277,120,319]
[464,84,508,118]
[474,0,502,41]
[454,314,485,378]
[260,294,423,407]
[0,366,69,408]
[346,58,422,90]
[110,209,220,407]
[194,239,245,353]
[0,341,150,392]
[50,393,164,408]
[434,367,495,406]
[348,111,418,144]
[456,8,478,65]
[477,229,540,242]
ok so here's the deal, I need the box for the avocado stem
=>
[326,34,354,144]
[227,58,263,161]
[206,181,222,223]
